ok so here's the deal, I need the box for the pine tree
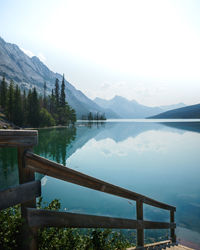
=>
[22,90,27,125]
[13,85,23,126]
[6,80,14,122]
[43,81,47,108]
[27,89,32,126]
[31,87,40,127]
[88,112,93,121]
[54,78,60,109]
[50,89,56,115]
[0,75,7,109]
[60,74,66,107]
[27,88,40,127]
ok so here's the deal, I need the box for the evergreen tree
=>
[22,90,27,125]
[54,78,60,109]
[60,74,66,107]
[0,76,76,128]
[88,112,93,121]
[27,88,40,127]
[6,80,14,122]
[43,81,47,108]
[13,85,23,126]
[50,89,56,115]
[31,87,40,127]
[69,108,76,124]
[27,89,32,126]
[0,76,7,109]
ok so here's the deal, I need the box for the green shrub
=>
[39,108,55,127]
[0,198,133,250]
[0,204,22,250]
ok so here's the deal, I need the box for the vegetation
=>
[82,112,106,121]
[0,75,76,128]
[0,198,133,250]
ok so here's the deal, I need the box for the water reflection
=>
[1,121,200,246]
[0,148,18,188]
[35,126,77,165]
[161,122,200,134]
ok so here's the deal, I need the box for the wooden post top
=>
[0,129,38,147]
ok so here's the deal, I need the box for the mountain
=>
[159,103,186,111]
[94,96,187,118]
[149,103,200,119]
[0,36,118,119]
[94,96,164,118]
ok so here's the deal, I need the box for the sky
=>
[0,0,200,106]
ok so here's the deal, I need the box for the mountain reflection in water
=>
[0,121,200,246]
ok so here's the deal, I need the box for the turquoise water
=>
[1,120,200,246]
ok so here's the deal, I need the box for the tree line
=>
[82,112,106,121]
[0,75,76,128]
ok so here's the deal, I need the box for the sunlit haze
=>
[1,0,200,106]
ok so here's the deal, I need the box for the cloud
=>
[20,47,35,58]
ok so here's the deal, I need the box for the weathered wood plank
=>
[136,200,144,247]
[0,130,38,147]
[18,147,37,250]
[25,151,176,211]
[170,210,176,243]
[0,130,38,136]
[0,181,41,210]
[127,240,172,249]
[26,208,175,229]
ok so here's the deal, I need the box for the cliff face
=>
[0,37,118,118]
[0,37,55,87]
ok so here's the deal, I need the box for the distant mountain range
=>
[0,36,118,119]
[149,103,200,119]
[0,36,188,119]
[94,96,186,118]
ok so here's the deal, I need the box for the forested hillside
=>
[0,75,76,128]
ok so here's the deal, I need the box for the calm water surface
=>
[1,120,200,246]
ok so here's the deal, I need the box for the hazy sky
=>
[1,0,200,106]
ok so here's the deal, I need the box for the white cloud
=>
[87,130,174,158]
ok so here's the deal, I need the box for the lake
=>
[1,120,200,247]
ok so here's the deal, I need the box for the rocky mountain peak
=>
[0,36,118,119]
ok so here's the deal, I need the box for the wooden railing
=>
[0,130,176,250]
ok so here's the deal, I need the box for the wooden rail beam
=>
[0,130,38,147]
[25,151,176,211]
[25,208,176,229]
[0,181,41,210]
[18,146,38,250]
[136,200,144,247]
[170,210,176,243]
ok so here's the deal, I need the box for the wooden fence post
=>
[136,200,144,247]
[18,146,37,250]
[170,210,176,243]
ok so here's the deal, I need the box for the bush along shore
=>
[0,198,133,250]
[0,197,170,250]
[0,74,76,129]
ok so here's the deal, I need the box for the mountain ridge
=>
[0,36,118,119]
[148,103,200,119]
[94,96,186,118]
